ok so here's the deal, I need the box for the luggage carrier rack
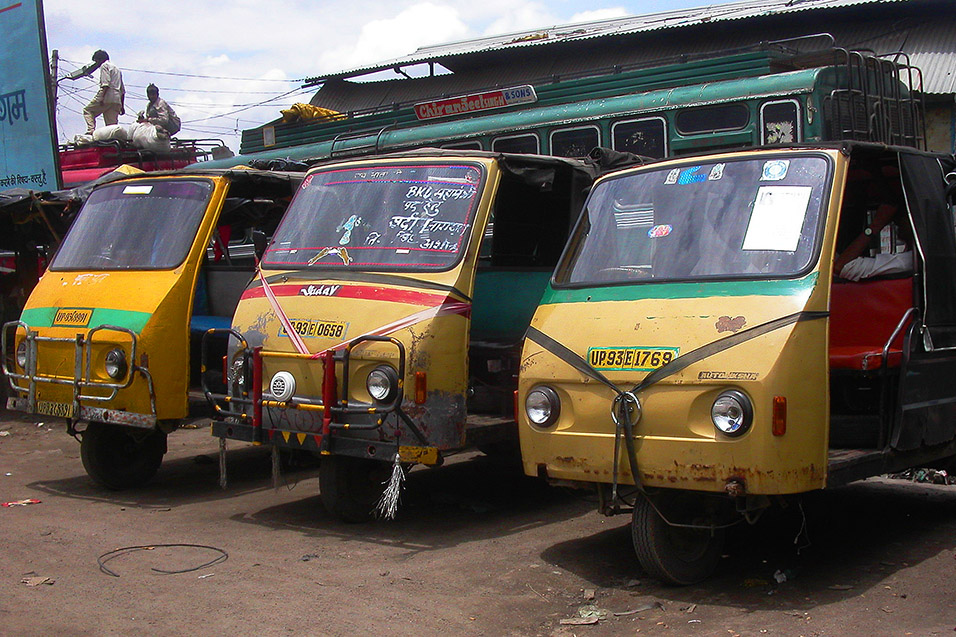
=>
[241,34,927,156]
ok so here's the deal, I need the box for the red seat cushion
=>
[829,277,913,370]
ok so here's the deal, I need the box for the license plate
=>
[279,319,348,339]
[587,346,679,372]
[398,445,440,465]
[36,400,76,418]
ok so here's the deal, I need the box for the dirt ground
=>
[1,412,955,636]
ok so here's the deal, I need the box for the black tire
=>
[319,455,390,523]
[631,493,725,585]
[80,422,167,490]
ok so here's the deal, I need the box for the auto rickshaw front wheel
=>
[80,422,167,490]
[631,493,726,585]
[319,455,392,523]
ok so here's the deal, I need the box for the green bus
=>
[201,39,925,168]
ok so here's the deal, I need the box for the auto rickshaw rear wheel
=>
[80,422,167,490]
[631,493,726,585]
[319,455,392,523]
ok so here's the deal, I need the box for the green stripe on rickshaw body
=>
[540,273,819,304]
[20,307,153,333]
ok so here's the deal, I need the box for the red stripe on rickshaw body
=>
[241,283,456,307]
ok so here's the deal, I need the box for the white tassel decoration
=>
[375,453,405,520]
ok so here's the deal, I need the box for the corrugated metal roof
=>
[307,0,955,117]
[307,0,905,83]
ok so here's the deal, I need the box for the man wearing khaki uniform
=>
[82,50,125,134]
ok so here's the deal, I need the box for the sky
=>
[44,0,736,154]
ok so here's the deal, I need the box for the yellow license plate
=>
[399,445,440,465]
[36,400,76,418]
[52,308,93,328]
[279,319,348,339]
[587,346,679,372]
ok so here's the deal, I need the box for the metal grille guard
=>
[201,330,427,446]
[2,320,157,428]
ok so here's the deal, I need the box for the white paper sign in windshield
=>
[742,186,812,252]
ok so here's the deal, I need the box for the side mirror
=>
[252,230,268,261]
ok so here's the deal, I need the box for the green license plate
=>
[36,400,76,418]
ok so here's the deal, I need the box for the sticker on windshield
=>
[308,246,353,266]
[742,186,812,252]
[122,185,152,195]
[678,166,707,185]
[761,160,790,181]
[647,224,672,238]
[588,346,679,372]
[708,164,725,181]
[338,215,362,245]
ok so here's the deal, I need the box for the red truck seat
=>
[829,277,913,370]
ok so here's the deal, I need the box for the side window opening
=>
[469,165,580,415]
[192,185,296,392]
[829,153,914,449]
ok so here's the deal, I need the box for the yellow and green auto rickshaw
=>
[3,167,302,489]
[518,142,956,583]
[204,149,609,521]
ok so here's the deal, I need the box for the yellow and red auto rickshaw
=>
[204,149,605,521]
[518,142,956,583]
[3,167,302,488]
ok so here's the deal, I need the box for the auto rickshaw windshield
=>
[51,179,214,271]
[262,162,483,271]
[555,155,831,285]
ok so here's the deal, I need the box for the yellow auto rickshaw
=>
[518,142,956,583]
[205,149,609,521]
[3,167,302,488]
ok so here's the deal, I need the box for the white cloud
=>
[318,3,470,72]
[204,55,230,67]
[484,3,556,36]
[40,0,697,153]
[568,8,630,24]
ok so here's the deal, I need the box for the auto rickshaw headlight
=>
[366,365,399,403]
[711,389,753,437]
[15,341,27,369]
[526,386,560,428]
[104,348,128,379]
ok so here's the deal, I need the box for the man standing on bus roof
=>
[138,84,181,138]
[82,50,125,135]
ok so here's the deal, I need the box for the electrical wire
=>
[97,543,229,577]
[53,59,315,146]
[183,88,312,124]
[123,84,288,95]
[59,57,302,82]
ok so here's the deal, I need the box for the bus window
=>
[550,125,600,158]
[442,140,483,150]
[492,133,539,154]
[675,104,749,135]
[612,117,667,158]
[760,99,802,144]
